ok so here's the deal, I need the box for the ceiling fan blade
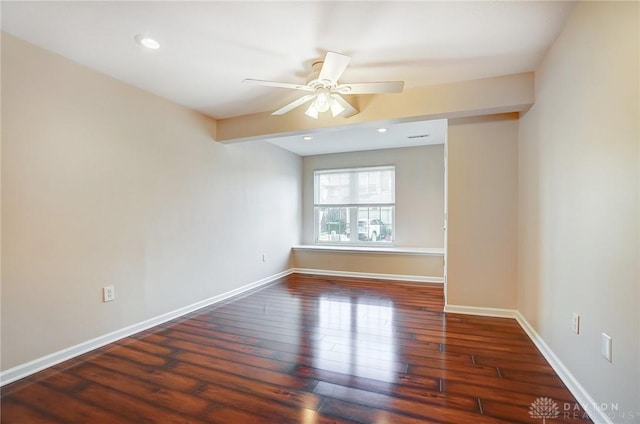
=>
[336,81,404,94]
[243,79,313,91]
[272,94,316,115]
[318,52,351,83]
[333,94,358,118]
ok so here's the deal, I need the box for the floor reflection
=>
[313,295,398,382]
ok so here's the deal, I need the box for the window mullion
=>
[349,207,357,243]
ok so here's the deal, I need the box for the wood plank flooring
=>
[1,273,592,423]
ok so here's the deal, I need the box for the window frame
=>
[313,165,396,246]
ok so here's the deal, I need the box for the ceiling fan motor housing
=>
[244,51,402,117]
[307,61,336,89]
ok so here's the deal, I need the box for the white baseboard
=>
[0,269,292,386]
[291,267,444,284]
[2,269,609,424]
[444,303,611,424]
[444,304,519,318]
[515,312,612,424]
[1,268,438,386]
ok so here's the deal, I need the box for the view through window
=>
[314,166,395,244]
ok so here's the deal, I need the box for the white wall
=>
[518,2,639,420]
[447,114,519,309]
[302,145,445,247]
[1,34,302,371]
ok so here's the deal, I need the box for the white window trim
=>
[314,165,396,246]
[293,245,444,256]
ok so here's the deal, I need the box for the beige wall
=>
[519,2,639,419]
[302,145,445,247]
[1,34,302,371]
[447,114,519,309]
[292,250,444,278]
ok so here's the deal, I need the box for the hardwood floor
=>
[1,273,591,423]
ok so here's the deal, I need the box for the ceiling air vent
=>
[407,134,430,139]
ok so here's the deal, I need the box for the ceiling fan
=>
[243,52,404,119]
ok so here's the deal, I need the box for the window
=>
[314,166,395,244]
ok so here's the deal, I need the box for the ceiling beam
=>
[215,72,534,143]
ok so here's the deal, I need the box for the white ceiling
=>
[1,1,573,156]
[1,1,574,121]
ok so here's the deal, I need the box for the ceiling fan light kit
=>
[313,89,331,112]
[304,90,346,119]
[304,104,319,119]
[244,51,404,119]
[329,98,346,117]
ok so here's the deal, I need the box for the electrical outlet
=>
[572,313,580,334]
[103,285,115,302]
[601,333,612,362]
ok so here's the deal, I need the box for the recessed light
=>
[303,136,313,141]
[135,34,160,50]
[377,128,388,133]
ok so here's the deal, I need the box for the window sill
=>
[292,245,445,256]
